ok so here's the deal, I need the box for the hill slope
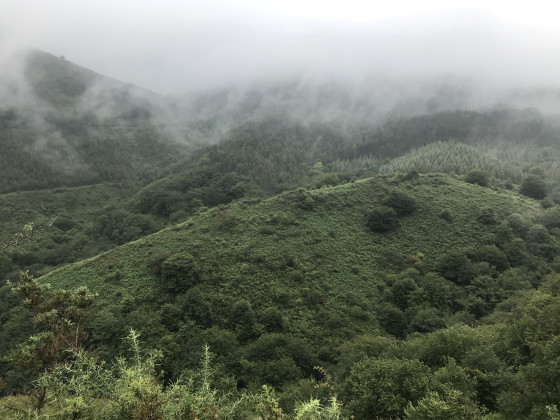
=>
[4,173,560,417]
[0,183,164,280]
[38,175,548,367]
[44,175,540,296]
[0,50,189,193]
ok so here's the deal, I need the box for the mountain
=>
[0,50,190,193]
[2,50,560,418]
[36,174,547,368]
[1,170,552,418]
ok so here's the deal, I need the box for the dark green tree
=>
[384,189,418,216]
[160,252,200,293]
[231,300,257,343]
[367,206,398,233]
[464,170,489,187]
[343,357,431,419]
[377,303,408,339]
[520,175,547,199]
[436,251,475,285]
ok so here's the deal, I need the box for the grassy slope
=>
[40,174,542,345]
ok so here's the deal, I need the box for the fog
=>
[2,0,560,96]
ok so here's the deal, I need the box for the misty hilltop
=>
[2,48,560,196]
[0,50,191,193]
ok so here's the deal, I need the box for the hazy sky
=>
[2,0,560,94]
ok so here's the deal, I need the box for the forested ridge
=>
[2,51,560,419]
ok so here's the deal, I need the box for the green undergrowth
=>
[0,183,124,235]
[0,183,162,280]
[5,172,559,417]
[40,174,541,340]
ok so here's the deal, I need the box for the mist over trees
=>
[1,1,560,417]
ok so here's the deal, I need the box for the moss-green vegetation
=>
[379,141,525,182]
[3,173,547,417]
[3,56,560,417]
[0,183,162,281]
[42,175,540,301]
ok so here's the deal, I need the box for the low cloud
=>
[1,1,559,96]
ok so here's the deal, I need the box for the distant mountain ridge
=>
[0,49,190,193]
[1,48,560,198]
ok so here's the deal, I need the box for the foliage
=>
[0,328,345,419]
[379,141,524,183]
[520,175,548,199]
[5,54,560,419]
[160,252,200,293]
[384,189,418,216]
[343,357,431,419]
[404,390,484,420]
[2,143,559,418]
[464,170,489,187]
[367,206,398,233]
[477,207,499,225]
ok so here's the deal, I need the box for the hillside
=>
[36,175,547,363]
[0,50,190,193]
[0,183,164,281]
[43,174,541,299]
[4,172,554,418]
[2,51,560,418]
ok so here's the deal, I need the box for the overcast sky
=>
[1,0,560,94]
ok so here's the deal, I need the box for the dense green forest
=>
[2,50,560,419]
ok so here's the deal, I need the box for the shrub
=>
[507,214,531,238]
[343,357,431,419]
[391,278,418,311]
[160,252,200,293]
[260,307,284,332]
[540,206,560,231]
[384,189,418,216]
[520,175,547,199]
[465,170,489,187]
[377,303,408,339]
[231,300,257,342]
[147,252,171,277]
[177,288,212,328]
[255,358,302,388]
[160,303,182,332]
[477,207,499,225]
[291,188,315,210]
[418,273,453,310]
[216,209,237,229]
[439,209,453,222]
[541,198,555,209]
[469,245,509,271]
[411,308,446,333]
[246,333,317,376]
[367,206,398,233]
[436,251,475,285]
